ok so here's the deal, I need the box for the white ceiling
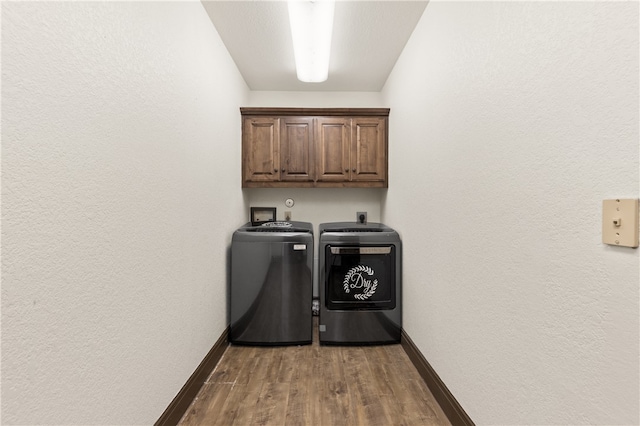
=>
[201,1,428,92]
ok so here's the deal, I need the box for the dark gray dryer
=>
[319,222,402,345]
[230,221,313,345]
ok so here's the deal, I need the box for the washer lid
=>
[237,220,313,234]
[261,221,293,228]
[319,222,395,233]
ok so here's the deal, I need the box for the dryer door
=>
[325,245,396,310]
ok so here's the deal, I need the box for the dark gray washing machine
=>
[230,221,313,345]
[319,222,402,345]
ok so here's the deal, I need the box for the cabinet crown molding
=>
[241,107,390,117]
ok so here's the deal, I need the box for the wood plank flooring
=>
[179,320,450,426]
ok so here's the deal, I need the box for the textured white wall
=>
[382,2,639,424]
[1,2,248,424]
[248,90,385,108]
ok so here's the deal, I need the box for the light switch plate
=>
[602,199,639,248]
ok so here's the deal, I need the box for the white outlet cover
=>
[602,198,639,248]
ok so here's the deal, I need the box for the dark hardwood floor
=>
[179,319,450,426]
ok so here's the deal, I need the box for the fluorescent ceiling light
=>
[288,0,335,83]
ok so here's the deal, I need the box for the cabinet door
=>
[316,117,351,182]
[281,118,314,182]
[243,117,280,183]
[351,117,387,183]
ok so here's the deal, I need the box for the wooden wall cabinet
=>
[241,108,389,188]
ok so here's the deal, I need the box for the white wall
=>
[248,90,385,108]
[382,2,639,424]
[246,188,382,228]
[1,2,248,424]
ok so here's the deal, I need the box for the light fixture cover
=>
[288,0,335,83]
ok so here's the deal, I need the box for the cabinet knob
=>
[282,169,285,172]
[352,169,356,172]
[345,169,349,172]
[274,169,278,173]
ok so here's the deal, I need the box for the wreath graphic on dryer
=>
[343,265,378,300]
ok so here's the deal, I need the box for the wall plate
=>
[602,199,639,248]
[357,211,367,224]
